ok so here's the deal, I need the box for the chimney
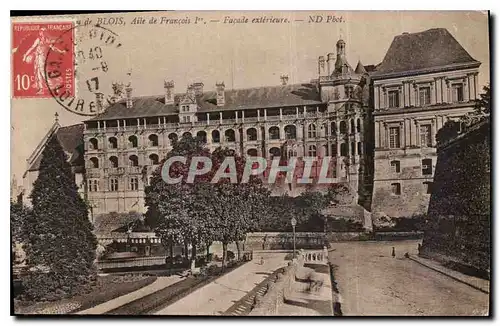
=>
[216,82,225,106]
[280,74,289,86]
[192,82,204,96]
[318,56,326,76]
[95,92,104,112]
[125,85,133,109]
[327,53,335,75]
[164,79,175,105]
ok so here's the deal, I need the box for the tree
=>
[11,201,31,265]
[22,136,97,301]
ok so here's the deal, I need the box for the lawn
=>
[14,274,157,315]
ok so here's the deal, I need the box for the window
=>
[287,149,297,158]
[148,134,159,147]
[420,124,432,148]
[340,143,348,156]
[350,142,355,155]
[451,83,464,102]
[128,135,138,148]
[269,126,280,140]
[424,181,433,194]
[247,128,258,141]
[331,122,337,135]
[225,129,235,142]
[89,138,98,150]
[422,158,433,175]
[168,133,178,144]
[339,121,347,134]
[345,86,354,98]
[182,116,191,123]
[284,125,296,140]
[391,183,401,195]
[212,130,220,143]
[389,127,401,148]
[350,120,355,134]
[129,177,139,191]
[89,157,99,169]
[149,154,159,165]
[269,147,281,159]
[419,86,431,106]
[129,155,139,167]
[356,119,361,132]
[357,142,362,155]
[88,179,99,192]
[388,90,400,108]
[109,156,118,168]
[109,178,119,191]
[390,160,401,173]
[108,137,118,149]
[196,131,207,143]
[308,124,317,138]
[308,145,317,157]
[331,143,337,156]
[182,105,189,112]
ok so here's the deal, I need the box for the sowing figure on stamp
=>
[22,28,66,94]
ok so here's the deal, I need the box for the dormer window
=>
[419,86,431,106]
[451,83,464,103]
[388,90,400,108]
[345,86,354,98]
[182,105,190,112]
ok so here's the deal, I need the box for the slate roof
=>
[372,28,480,78]
[27,124,84,172]
[87,83,323,121]
[93,212,144,236]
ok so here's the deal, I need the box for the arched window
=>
[225,129,235,142]
[182,131,192,138]
[339,121,347,134]
[89,157,99,168]
[331,122,337,135]
[168,133,178,145]
[108,137,118,149]
[129,155,139,167]
[350,119,355,134]
[357,142,362,155]
[323,123,328,136]
[284,125,296,140]
[308,124,317,138]
[212,130,220,143]
[356,118,361,132]
[323,144,329,156]
[351,142,355,155]
[269,126,280,140]
[246,128,258,141]
[149,153,159,165]
[196,130,207,143]
[340,143,348,156]
[109,156,118,168]
[89,138,98,150]
[148,134,158,147]
[128,135,138,148]
[308,145,317,157]
[269,147,281,159]
[247,148,258,156]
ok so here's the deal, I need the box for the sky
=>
[10,11,490,184]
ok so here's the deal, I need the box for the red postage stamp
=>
[12,22,74,99]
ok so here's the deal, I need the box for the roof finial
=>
[54,112,59,123]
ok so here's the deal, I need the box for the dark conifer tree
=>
[22,136,97,300]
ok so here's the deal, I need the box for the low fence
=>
[245,232,327,250]
[96,256,165,271]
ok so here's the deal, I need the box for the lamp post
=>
[291,217,297,260]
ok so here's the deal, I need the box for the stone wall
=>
[421,120,490,272]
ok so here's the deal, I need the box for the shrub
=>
[226,250,235,261]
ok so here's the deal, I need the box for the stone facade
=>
[23,28,485,220]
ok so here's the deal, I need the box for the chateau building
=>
[23,28,482,220]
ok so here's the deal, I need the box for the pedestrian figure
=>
[392,247,396,258]
[260,256,264,265]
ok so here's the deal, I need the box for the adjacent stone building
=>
[22,28,484,220]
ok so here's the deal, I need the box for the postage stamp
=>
[12,22,74,99]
